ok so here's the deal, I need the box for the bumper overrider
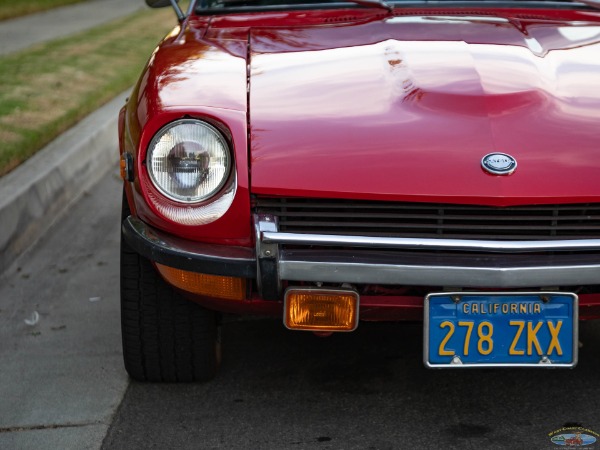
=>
[122,214,600,325]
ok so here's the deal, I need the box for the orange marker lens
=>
[156,264,246,301]
[119,154,128,180]
[284,288,359,332]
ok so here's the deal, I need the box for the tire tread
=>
[120,191,218,382]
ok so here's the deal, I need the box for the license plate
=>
[424,292,578,368]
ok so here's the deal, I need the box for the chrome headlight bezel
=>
[146,118,232,204]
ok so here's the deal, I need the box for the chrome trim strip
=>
[261,231,600,253]
[255,214,600,288]
[278,258,600,287]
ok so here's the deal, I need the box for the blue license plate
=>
[424,292,578,368]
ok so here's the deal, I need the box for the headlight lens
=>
[147,119,231,203]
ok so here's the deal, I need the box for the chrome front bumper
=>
[123,215,600,300]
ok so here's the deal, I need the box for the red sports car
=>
[119,0,600,381]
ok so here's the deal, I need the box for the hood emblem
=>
[481,153,517,175]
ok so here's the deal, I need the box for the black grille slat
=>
[279,220,600,232]
[255,197,600,241]
[256,199,600,212]
[277,211,600,222]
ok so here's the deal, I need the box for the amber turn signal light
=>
[120,152,133,182]
[119,155,127,180]
[284,288,359,332]
[156,264,246,301]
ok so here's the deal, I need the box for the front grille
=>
[254,197,600,241]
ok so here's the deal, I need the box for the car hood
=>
[248,15,600,205]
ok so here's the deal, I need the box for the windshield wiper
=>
[570,0,600,9]
[343,0,394,12]
[515,0,600,9]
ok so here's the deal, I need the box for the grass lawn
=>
[0,0,86,21]
[0,7,177,176]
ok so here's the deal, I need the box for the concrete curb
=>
[0,91,128,275]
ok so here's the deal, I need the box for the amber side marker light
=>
[119,154,127,180]
[156,264,246,301]
[284,288,359,332]
[120,152,133,182]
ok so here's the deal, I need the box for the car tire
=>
[120,191,220,382]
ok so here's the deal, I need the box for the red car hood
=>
[248,14,600,206]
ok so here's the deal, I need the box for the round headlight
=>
[147,119,231,203]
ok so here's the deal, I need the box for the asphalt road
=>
[2,168,600,449]
[103,320,600,450]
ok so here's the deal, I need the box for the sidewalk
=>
[0,0,147,275]
[0,0,145,56]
